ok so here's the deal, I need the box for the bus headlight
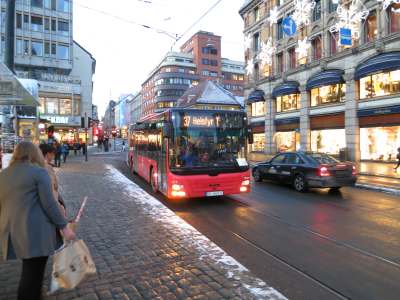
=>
[171,184,186,197]
[241,179,250,186]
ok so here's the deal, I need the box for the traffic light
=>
[88,117,93,128]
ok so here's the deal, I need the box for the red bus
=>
[128,108,251,199]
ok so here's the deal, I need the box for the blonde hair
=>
[10,141,45,168]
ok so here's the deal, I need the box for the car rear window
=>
[307,153,339,164]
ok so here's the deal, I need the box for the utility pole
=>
[4,0,16,73]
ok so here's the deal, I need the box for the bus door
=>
[158,136,168,195]
[133,133,139,173]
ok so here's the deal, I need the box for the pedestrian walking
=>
[82,142,87,155]
[54,142,62,167]
[62,143,69,163]
[0,142,75,300]
[122,140,126,152]
[39,144,66,215]
[73,142,79,156]
[395,147,400,171]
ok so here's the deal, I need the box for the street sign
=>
[339,28,352,46]
[283,17,297,37]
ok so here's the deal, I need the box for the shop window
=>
[276,94,300,112]
[251,101,265,117]
[388,4,400,33]
[311,129,346,155]
[275,131,300,152]
[277,19,283,40]
[312,0,321,22]
[311,36,322,61]
[329,31,338,56]
[310,84,346,106]
[252,133,265,152]
[45,98,59,114]
[288,47,296,70]
[59,98,72,115]
[360,126,400,161]
[277,52,284,74]
[359,70,400,99]
[74,98,80,115]
[365,11,377,43]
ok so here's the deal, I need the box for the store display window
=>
[251,101,266,117]
[359,70,400,99]
[252,133,265,152]
[275,131,300,152]
[360,126,400,161]
[311,84,345,106]
[276,94,300,112]
[311,129,346,154]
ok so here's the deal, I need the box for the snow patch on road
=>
[105,165,287,300]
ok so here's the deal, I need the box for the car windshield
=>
[169,111,246,169]
[308,153,339,164]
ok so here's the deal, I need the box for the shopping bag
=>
[49,239,96,294]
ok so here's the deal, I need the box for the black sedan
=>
[252,152,357,192]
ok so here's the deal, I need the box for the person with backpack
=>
[395,147,400,171]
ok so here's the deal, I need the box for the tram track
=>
[111,155,400,299]
[229,194,400,270]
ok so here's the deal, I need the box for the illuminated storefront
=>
[360,126,400,161]
[311,129,346,155]
[310,84,346,106]
[359,70,400,99]
[272,81,300,113]
[275,131,300,152]
[252,133,265,152]
[251,101,266,117]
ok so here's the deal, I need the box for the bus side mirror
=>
[247,128,253,144]
[163,123,172,138]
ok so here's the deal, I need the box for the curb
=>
[355,183,400,196]
[358,172,400,180]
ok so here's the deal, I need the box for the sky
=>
[72,0,246,117]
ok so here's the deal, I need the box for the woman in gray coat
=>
[0,142,76,300]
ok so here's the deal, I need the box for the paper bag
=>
[49,239,96,294]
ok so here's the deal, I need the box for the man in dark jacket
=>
[54,142,62,167]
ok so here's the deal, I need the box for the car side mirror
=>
[163,123,172,138]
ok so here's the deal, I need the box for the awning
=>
[0,63,39,106]
[306,69,344,91]
[354,52,400,80]
[272,81,300,98]
[247,89,265,104]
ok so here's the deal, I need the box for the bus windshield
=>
[169,110,247,172]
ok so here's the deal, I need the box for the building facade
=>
[240,0,400,162]
[129,92,142,125]
[0,0,95,144]
[141,31,245,118]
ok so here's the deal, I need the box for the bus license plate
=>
[206,191,223,197]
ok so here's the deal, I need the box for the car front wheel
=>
[253,168,263,182]
[293,174,308,192]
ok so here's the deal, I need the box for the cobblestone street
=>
[0,155,285,300]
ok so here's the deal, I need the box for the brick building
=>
[140,31,245,118]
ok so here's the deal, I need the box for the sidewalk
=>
[247,152,400,195]
[0,156,286,300]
